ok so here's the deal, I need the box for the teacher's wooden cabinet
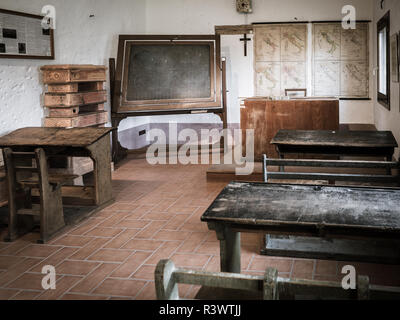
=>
[241,98,339,158]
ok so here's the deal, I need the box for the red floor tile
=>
[111,251,152,278]
[93,278,147,298]
[87,249,132,263]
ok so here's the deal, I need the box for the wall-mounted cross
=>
[240,33,251,57]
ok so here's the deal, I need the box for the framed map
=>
[0,8,54,59]
[313,22,369,98]
[254,24,308,97]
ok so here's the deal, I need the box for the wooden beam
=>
[215,24,253,35]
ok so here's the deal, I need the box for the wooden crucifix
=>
[240,33,251,57]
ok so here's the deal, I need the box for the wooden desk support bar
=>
[155,259,400,300]
[263,155,400,186]
[32,186,95,203]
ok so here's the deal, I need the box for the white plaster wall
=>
[0,0,375,141]
[373,0,400,159]
[0,0,149,137]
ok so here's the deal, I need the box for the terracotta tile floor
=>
[0,155,399,300]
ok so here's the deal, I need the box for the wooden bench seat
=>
[155,259,400,300]
[19,174,79,188]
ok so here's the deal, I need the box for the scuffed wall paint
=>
[0,64,43,133]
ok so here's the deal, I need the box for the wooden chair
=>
[155,259,400,300]
[3,148,77,243]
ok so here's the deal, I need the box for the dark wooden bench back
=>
[263,154,400,186]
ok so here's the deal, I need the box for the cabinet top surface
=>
[40,64,107,71]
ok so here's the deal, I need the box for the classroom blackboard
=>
[114,35,222,113]
[126,44,212,101]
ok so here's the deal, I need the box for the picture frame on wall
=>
[0,8,54,59]
[390,33,398,83]
[284,88,308,99]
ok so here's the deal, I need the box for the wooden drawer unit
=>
[41,64,108,128]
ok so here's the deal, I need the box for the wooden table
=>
[271,130,398,161]
[201,182,400,273]
[0,127,114,208]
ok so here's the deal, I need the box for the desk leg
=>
[111,116,128,164]
[277,147,285,172]
[87,135,113,207]
[209,223,241,273]
[387,153,393,175]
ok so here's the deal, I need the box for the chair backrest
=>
[262,154,400,187]
[3,148,50,200]
[154,259,400,300]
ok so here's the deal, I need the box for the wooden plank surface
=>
[201,182,400,237]
[41,65,107,84]
[271,130,398,148]
[0,127,113,148]
[215,24,253,35]
[47,82,104,93]
[44,91,107,107]
[45,111,108,127]
[40,64,107,70]
[48,104,104,117]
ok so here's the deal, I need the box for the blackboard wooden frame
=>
[113,34,222,114]
[0,8,55,60]
[110,34,226,164]
[120,41,217,111]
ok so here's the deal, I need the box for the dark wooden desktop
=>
[201,182,400,273]
[271,129,398,161]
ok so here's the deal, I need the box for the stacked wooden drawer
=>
[40,65,108,127]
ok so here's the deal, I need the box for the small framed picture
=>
[0,8,54,59]
[284,88,307,99]
[390,33,399,83]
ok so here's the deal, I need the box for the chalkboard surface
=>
[126,44,212,101]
